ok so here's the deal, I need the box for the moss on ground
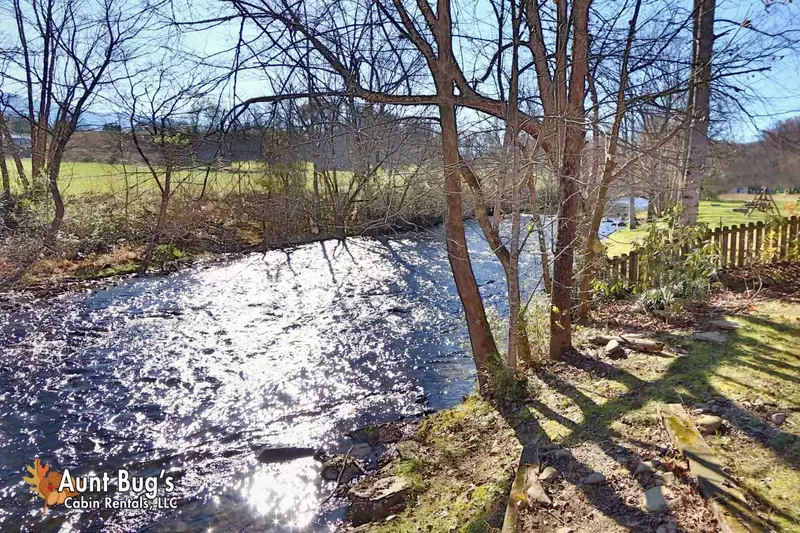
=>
[367,396,520,533]
[357,300,799,531]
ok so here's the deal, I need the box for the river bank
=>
[336,279,800,532]
[0,213,445,298]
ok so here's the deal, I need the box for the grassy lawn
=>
[4,158,264,196]
[604,197,799,257]
[517,299,800,531]
[4,158,421,197]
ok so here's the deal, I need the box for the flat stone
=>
[556,528,574,533]
[256,446,316,463]
[643,485,670,511]
[526,483,552,506]
[657,472,676,486]
[692,331,728,344]
[584,472,605,485]
[605,339,626,359]
[539,466,559,482]
[665,519,678,531]
[349,475,410,526]
[350,442,374,458]
[710,319,740,331]
[697,415,723,435]
[554,448,573,459]
[635,462,654,475]
[771,413,787,425]
[321,454,362,483]
[657,527,668,533]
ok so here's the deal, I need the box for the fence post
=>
[620,253,628,281]
[755,221,764,261]
[737,223,746,267]
[629,251,639,286]
[780,219,789,260]
[729,225,738,266]
[746,222,755,263]
[721,226,729,268]
[789,216,799,258]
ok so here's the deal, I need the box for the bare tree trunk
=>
[0,138,11,204]
[43,156,65,251]
[577,0,641,319]
[681,0,715,225]
[140,172,171,274]
[0,115,29,195]
[505,2,527,369]
[549,0,591,359]
[676,0,700,208]
[628,187,638,229]
[440,98,498,394]
[525,166,552,295]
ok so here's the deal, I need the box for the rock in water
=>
[256,446,317,463]
[321,454,362,483]
[348,474,410,526]
[584,472,605,485]
[771,413,787,425]
[538,466,558,482]
[350,442,374,458]
[643,485,670,511]
[697,415,723,435]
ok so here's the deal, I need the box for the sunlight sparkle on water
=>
[245,459,320,529]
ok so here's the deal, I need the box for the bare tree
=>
[3,0,155,250]
[119,61,219,274]
[680,0,715,225]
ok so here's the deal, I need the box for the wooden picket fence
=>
[607,216,800,286]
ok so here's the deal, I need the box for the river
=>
[0,211,634,532]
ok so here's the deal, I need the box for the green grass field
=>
[4,158,266,196]
[3,158,416,197]
[604,197,799,257]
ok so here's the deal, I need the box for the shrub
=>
[151,244,186,272]
[633,207,720,313]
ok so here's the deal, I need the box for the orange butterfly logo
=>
[22,459,79,515]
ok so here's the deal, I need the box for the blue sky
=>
[1,0,798,142]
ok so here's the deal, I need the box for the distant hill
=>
[713,117,800,192]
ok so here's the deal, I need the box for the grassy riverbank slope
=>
[357,294,800,532]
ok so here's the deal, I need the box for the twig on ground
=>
[321,444,355,504]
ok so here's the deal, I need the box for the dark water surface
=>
[0,216,626,532]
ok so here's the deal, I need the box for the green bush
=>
[634,207,720,313]
[151,244,186,271]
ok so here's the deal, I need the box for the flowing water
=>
[0,214,630,532]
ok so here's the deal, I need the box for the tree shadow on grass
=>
[497,308,800,531]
